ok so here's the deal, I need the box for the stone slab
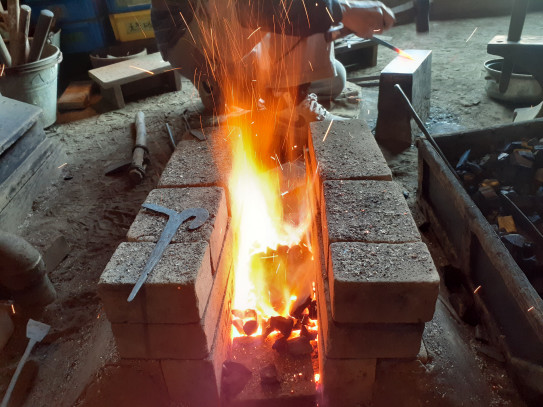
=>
[329,242,440,323]
[98,241,212,324]
[158,127,231,189]
[318,325,376,407]
[321,180,420,267]
[317,264,424,359]
[110,262,233,359]
[126,187,228,274]
[375,50,432,152]
[309,119,392,184]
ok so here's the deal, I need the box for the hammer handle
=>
[129,111,148,184]
[7,0,20,61]
[0,35,11,67]
[20,5,31,64]
[28,9,54,63]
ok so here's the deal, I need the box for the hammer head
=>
[142,204,210,230]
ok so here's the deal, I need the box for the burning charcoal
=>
[262,321,274,339]
[308,300,317,320]
[260,364,280,385]
[300,325,317,341]
[233,319,245,335]
[497,216,517,233]
[286,336,313,356]
[222,361,252,400]
[232,309,245,319]
[300,314,310,326]
[272,336,288,353]
[243,320,259,336]
[289,295,312,319]
[455,149,471,170]
[244,309,257,320]
[270,316,294,338]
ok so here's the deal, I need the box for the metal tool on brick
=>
[127,204,210,302]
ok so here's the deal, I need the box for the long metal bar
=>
[393,84,460,179]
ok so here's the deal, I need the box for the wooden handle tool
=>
[27,9,53,63]
[20,5,30,64]
[0,35,11,67]
[7,0,20,63]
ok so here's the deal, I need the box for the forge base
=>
[225,336,317,407]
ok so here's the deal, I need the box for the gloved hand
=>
[339,1,395,38]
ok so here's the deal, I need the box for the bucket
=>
[484,59,543,104]
[0,43,63,127]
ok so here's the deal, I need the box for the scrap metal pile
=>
[456,139,543,297]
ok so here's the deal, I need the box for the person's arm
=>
[235,0,343,37]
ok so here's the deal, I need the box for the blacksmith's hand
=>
[339,1,396,38]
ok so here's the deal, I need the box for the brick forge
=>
[98,128,234,406]
[97,120,440,406]
[308,120,440,406]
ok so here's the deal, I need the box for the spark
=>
[129,66,154,75]
[301,0,310,27]
[247,26,261,40]
[527,306,534,312]
[473,285,482,294]
[322,119,334,142]
[308,60,314,71]
[58,162,68,169]
[325,6,334,22]
[281,191,289,196]
[179,11,196,44]
[314,373,320,383]
[10,304,15,314]
[0,64,4,77]
[275,153,283,170]
[465,27,478,42]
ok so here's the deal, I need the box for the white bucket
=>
[0,43,63,127]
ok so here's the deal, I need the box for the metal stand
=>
[487,0,543,92]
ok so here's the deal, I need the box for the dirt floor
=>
[1,9,543,407]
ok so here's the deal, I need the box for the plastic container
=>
[24,0,106,25]
[105,0,151,14]
[0,43,62,127]
[109,9,154,42]
[60,18,108,53]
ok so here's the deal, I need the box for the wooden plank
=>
[0,96,41,156]
[57,81,94,111]
[0,121,46,185]
[88,52,172,89]
[0,138,65,233]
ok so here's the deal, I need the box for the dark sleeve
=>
[236,0,343,37]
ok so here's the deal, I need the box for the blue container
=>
[105,0,150,14]
[60,18,107,53]
[25,0,106,24]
